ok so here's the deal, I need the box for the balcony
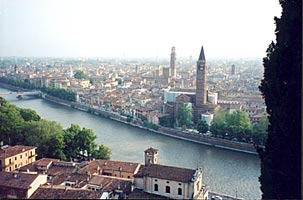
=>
[28,154,37,159]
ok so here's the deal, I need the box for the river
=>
[0,88,261,199]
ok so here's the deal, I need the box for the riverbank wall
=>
[43,94,258,155]
[0,83,259,155]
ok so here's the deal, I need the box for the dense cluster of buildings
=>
[0,145,208,199]
[0,46,266,127]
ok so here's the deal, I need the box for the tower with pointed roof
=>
[196,46,207,106]
[194,46,218,122]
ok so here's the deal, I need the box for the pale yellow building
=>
[0,145,37,172]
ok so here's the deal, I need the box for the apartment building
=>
[0,145,37,172]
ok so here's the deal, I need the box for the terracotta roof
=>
[0,171,40,189]
[35,158,60,167]
[88,175,132,193]
[128,188,172,199]
[19,158,60,173]
[30,185,103,199]
[50,172,89,188]
[135,164,196,183]
[78,160,140,175]
[0,145,36,159]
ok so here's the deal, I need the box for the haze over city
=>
[0,0,281,59]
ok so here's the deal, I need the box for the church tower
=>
[144,147,159,165]
[196,46,207,106]
[170,46,176,78]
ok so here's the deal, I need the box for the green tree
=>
[74,127,97,158]
[176,103,193,128]
[258,0,301,198]
[45,132,66,160]
[197,120,209,133]
[225,110,251,141]
[74,70,87,79]
[19,108,41,121]
[92,144,111,160]
[0,98,24,145]
[159,114,174,127]
[21,119,63,158]
[210,108,227,137]
[251,116,269,145]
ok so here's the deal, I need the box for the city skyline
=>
[0,0,281,59]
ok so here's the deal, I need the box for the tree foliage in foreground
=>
[258,0,301,198]
[0,97,111,161]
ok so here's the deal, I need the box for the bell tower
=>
[144,147,159,165]
[196,46,207,106]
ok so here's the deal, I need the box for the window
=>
[178,188,182,195]
[9,159,11,164]
[165,186,170,193]
[15,157,17,161]
[20,154,22,159]
[154,184,158,192]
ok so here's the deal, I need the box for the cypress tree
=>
[258,0,301,199]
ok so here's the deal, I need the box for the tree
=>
[92,144,111,160]
[159,115,174,127]
[74,70,87,79]
[19,108,41,121]
[258,0,301,198]
[197,120,208,133]
[210,108,227,137]
[0,98,24,145]
[251,116,269,145]
[210,109,251,141]
[225,110,251,141]
[21,120,63,158]
[176,103,193,128]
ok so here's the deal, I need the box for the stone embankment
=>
[44,95,259,155]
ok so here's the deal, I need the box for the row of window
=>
[154,184,182,196]
[8,151,33,164]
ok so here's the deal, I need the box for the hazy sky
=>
[0,0,282,59]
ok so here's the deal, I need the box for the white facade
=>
[28,174,48,198]
[207,92,218,105]
[201,113,214,126]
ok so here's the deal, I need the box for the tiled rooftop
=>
[135,164,196,183]
[30,185,103,199]
[128,188,172,199]
[0,145,36,159]
[0,171,39,189]
[78,160,140,175]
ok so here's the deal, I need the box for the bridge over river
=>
[0,91,42,98]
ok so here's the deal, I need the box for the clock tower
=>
[196,46,207,106]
